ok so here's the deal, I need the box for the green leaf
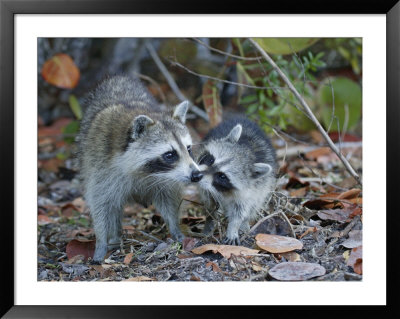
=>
[69,94,82,120]
[253,38,319,55]
[318,77,362,132]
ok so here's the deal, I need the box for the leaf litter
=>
[37,82,363,282]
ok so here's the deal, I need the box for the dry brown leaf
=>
[317,209,351,223]
[206,261,222,272]
[191,244,259,259]
[269,262,326,281]
[342,230,362,248]
[124,276,155,281]
[123,252,134,265]
[299,227,317,239]
[66,239,95,261]
[255,233,303,253]
[337,188,361,199]
[347,246,362,275]
[38,214,54,225]
[305,147,331,160]
[280,251,301,262]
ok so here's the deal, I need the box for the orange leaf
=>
[41,53,80,89]
[255,234,303,253]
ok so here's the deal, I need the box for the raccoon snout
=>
[191,170,203,182]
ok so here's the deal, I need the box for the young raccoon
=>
[196,116,277,245]
[77,75,203,262]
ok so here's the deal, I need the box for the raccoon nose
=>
[191,170,203,182]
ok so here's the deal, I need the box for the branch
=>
[248,38,361,185]
[145,41,209,122]
[170,59,288,91]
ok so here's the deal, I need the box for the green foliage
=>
[62,120,80,144]
[236,38,326,132]
[324,38,362,74]
[253,38,319,55]
[69,94,82,120]
[318,77,362,132]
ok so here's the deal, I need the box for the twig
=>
[192,38,263,61]
[145,41,209,122]
[170,59,288,91]
[276,141,362,159]
[248,38,361,185]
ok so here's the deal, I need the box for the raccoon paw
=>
[223,236,240,246]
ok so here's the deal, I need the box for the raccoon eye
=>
[162,150,178,162]
[217,172,227,180]
[187,145,193,156]
[199,153,215,166]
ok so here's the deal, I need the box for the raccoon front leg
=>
[223,216,243,245]
[153,194,184,242]
[89,200,123,263]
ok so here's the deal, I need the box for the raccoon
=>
[77,75,203,262]
[195,116,277,245]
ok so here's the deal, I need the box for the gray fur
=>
[195,116,277,245]
[77,75,198,262]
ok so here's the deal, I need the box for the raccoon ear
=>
[131,115,154,140]
[253,163,272,176]
[173,101,189,123]
[225,124,242,143]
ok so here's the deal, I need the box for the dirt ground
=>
[37,121,362,282]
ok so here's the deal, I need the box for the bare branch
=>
[145,41,209,122]
[192,38,263,61]
[170,59,289,91]
[248,38,361,185]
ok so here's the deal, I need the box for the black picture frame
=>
[1,0,398,317]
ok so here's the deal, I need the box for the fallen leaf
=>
[305,147,331,160]
[124,276,155,281]
[123,252,134,265]
[66,239,95,261]
[38,214,54,225]
[342,230,362,248]
[299,227,317,239]
[280,251,301,262]
[191,244,259,259]
[284,176,310,190]
[317,209,351,223]
[347,246,362,275]
[269,262,326,281]
[349,207,362,218]
[255,233,303,253]
[71,197,86,213]
[41,53,80,89]
[182,237,199,251]
[65,254,85,264]
[206,261,222,272]
[337,188,361,199]
[290,187,308,198]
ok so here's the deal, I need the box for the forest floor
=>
[37,117,362,282]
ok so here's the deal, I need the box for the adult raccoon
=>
[196,116,277,245]
[77,75,203,262]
